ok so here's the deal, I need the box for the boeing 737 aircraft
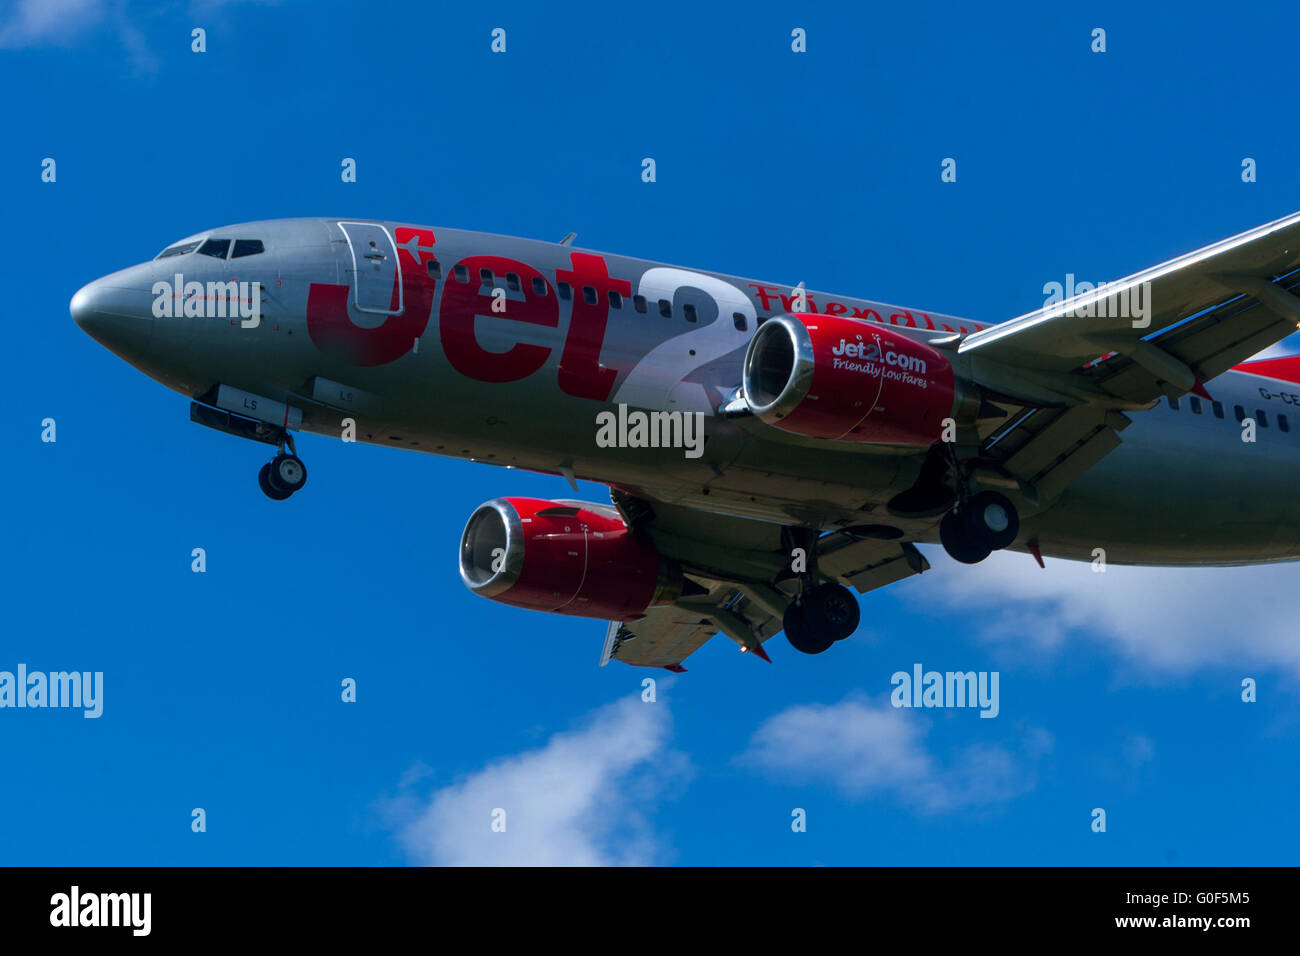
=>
[70,212,1300,669]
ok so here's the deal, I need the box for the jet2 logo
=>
[831,334,929,376]
[306,228,751,407]
[438,252,629,401]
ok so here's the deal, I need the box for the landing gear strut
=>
[258,435,308,501]
[779,527,862,655]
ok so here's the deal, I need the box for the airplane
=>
[70,211,1300,670]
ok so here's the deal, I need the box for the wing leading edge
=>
[957,210,1300,505]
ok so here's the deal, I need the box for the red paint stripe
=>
[1234,355,1300,386]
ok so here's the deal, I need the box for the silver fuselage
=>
[70,218,1300,566]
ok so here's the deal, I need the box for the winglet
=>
[1027,536,1046,568]
[1190,380,1213,400]
[745,642,772,663]
[663,664,687,673]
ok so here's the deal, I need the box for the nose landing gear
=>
[258,437,308,501]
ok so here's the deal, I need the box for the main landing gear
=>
[783,582,861,655]
[889,442,1022,565]
[780,528,862,655]
[939,489,1019,564]
[257,435,308,501]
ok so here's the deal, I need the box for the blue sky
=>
[2,0,1299,865]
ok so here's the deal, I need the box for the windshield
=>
[156,240,201,259]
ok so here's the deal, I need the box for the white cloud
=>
[382,695,687,866]
[911,549,1300,677]
[737,693,1046,813]
[0,0,103,47]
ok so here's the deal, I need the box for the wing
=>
[957,210,1300,503]
[599,494,929,670]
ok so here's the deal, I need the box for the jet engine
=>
[742,314,958,444]
[458,497,682,620]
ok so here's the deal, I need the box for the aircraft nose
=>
[70,276,154,355]
[69,280,103,331]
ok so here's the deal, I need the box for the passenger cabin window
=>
[426,259,442,280]
[198,238,231,259]
[1212,401,1225,419]
[633,295,648,314]
[479,268,494,284]
[1168,397,1180,411]
[658,298,672,318]
[1257,409,1269,427]
[506,273,521,292]
[733,312,748,331]
[532,276,547,296]
[1189,397,1202,414]
[1234,404,1246,422]
[583,286,598,305]
[157,240,201,259]
[231,239,264,258]
[453,264,469,283]
[608,291,623,309]
[683,303,698,323]
[557,282,572,300]
[1280,414,1291,433]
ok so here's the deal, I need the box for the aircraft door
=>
[338,221,403,317]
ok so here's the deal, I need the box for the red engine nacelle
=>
[458,496,681,620]
[741,314,957,444]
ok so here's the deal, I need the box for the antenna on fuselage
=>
[558,232,577,246]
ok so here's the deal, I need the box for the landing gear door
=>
[338,222,403,316]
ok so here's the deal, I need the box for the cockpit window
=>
[231,239,265,258]
[198,238,231,259]
[156,240,201,259]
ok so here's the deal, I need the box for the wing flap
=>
[602,611,721,670]
[815,534,929,593]
[980,405,1131,504]
[600,492,931,669]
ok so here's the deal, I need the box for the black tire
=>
[803,582,861,641]
[940,509,992,564]
[966,490,1019,551]
[783,602,835,655]
[270,454,307,493]
[259,463,292,500]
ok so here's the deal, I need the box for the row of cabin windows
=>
[424,258,751,331]
[1168,396,1290,432]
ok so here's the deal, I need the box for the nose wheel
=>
[258,451,308,500]
[939,490,1019,564]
